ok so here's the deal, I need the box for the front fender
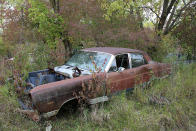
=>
[41,97,78,118]
[30,75,92,114]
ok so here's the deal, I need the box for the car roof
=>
[82,47,144,55]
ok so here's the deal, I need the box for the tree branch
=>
[157,0,169,30]
[166,0,177,15]
[164,1,179,34]
[49,0,60,13]
[182,0,187,5]
[139,6,161,19]
[165,0,193,33]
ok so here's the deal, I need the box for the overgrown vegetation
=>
[0,62,196,130]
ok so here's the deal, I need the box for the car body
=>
[21,47,171,120]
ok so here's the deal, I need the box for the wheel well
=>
[57,98,79,117]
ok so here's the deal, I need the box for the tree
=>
[45,0,72,57]
[56,0,151,48]
[99,0,195,35]
[27,0,74,57]
[0,0,22,45]
[49,0,60,13]
[173,3,196,58]
[99,0,145,29]
[159,0,194,35]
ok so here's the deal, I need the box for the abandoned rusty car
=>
[19,47,171,121]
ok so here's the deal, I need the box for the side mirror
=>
[118,67,125,72]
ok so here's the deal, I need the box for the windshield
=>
[66,51,111,72]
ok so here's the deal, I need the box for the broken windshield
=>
[66,51,111,72]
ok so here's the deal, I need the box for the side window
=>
[116,54,130,69]
[130,53,146,68]
[109,54,130,72]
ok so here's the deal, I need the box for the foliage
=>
[151,34,177,61]
[100,0,131,21]
[99,0,195,35]
[58,0,150,49]
[28,0,65,49]
[0,0,22,45]
[0,42,64,97]
[0,37,7,56]
[1,0,195,57]
[99,0,147,21]
[173,4,196,58]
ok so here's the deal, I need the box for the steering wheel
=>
[72,67,81,77]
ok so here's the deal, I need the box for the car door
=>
[129,53,153,86]
[107,53,135,93]
[107,52,154,94]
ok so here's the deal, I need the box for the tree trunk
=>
[157,0,169,31]
[157,0,177,31]
[49,0,72,58]
[50,0,60,13]
[164,1,178,35]
[63,38,72,58]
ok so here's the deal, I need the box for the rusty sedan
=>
[19,47,171,121]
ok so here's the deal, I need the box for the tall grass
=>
[1,63,195,130]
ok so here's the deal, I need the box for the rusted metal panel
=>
[107,65,153,92]
[30,75,92,113]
